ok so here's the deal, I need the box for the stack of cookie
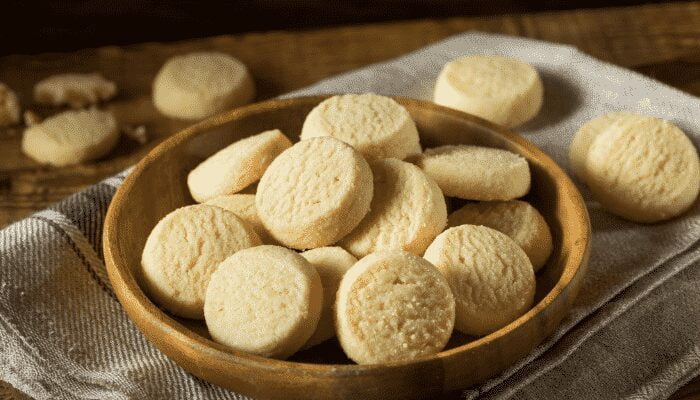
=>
[141,91,552,364]
[141,55,699,364]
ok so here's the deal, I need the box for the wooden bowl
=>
[103,96,591,400]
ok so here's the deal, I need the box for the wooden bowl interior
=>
[105,96,589,399]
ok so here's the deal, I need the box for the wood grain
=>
[2,1,700,398]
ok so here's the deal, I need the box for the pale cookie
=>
[413,145,530,201]
[569,112,641,179]
[204,245,322,359]
[300,246,357,348]
[0,82,21,127]
[153,52,254,120]
[188,129,292,202]
[256,137,373,249]
[335,250,455,364]
[448,200,553,272]
[424,225,535,336]
[21,108,119,166]
[434,55,543,127]
[141,204,261,319]
[34,73,117,108]
[340,158,446,258]
[585,115,700,223]
[205,194,275,244]
[300,93,421,160]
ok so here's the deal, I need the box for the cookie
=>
[585,115,700,222]
[34,73,117,108]
[569,112,641,179]
[340,158,447,258]
[300,246,357,348]
[0,83,20,127]
[433,55,543,127]
[187,129,292,202]
[141,204,261,319]
[205,194,275,244]
[153,52,255,120]
[204,245,323,359]
[21,108,119,166]
[424,225,535,336]
[300,93,421,160]
[413,144,530,201]
[448,200,553,272]
[256,137,374,249]
[335,250,455,364]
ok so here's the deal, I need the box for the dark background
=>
[0,0,669,56]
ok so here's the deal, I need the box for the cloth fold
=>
[1,32,699,400]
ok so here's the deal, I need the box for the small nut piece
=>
[122,124,148,144]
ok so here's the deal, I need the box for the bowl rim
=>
[103,95,591,378]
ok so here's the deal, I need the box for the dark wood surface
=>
[0,0,670,55]
[1,1,699,398]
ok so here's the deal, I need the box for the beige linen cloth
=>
[1,32,699,399]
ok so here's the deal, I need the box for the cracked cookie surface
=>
[141,204,261,319]
[424,225,535,336]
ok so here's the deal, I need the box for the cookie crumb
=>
[23,110,42,126]
[122,124,148,144]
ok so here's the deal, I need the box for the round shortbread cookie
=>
[141,204,261,319]
[204,245,323,359]
[585,115,700,223]
[0,82,21,127]
[569,112,641,179]
[413,145,531,201]
[335,250,455,364]
[448,200,553,272]
[256,137,374,249]
[300,93,421,160]
[187,129,292,202]
[205,194,276,244]
[34,73,117,108]
[433,55,543,127]
[153,52,255,120]
[340,158,447,258]
[21,108,119,166]
[300,246,357,348]
[424,225,535,336]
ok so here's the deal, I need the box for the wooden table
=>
[2,1,699,398]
